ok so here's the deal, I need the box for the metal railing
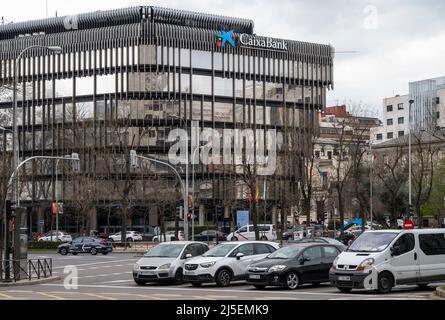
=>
[1,258,52,282]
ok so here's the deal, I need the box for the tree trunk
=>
[338,189,345,238]
[253,202,259,240]
[121,207,128,247]
[303,198,311,227]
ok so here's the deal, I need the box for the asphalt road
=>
[0,253,440,300]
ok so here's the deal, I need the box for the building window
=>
[398,131,404,137]
[398,117,404,124]
[327,151,332,160]
[437,112,440,119]
[387,132,393,139]
[387,105,393,112]
[387,119,393,126]
[376,133,383,140]
[397,103,404,110]
[436,97,440,104]
[315,151,320,158]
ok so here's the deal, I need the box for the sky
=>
[1,0,445,118]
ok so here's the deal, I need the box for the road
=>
[0,253,439,300]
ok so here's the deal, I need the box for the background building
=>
[0,6,334,236]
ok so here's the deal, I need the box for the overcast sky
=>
[2,0,445,118]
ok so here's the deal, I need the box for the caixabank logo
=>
[216,30,236,48]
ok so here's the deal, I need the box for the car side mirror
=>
[185,253,192,259]
[236,253,245,260]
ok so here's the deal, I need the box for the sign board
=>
[236,210,250,229]
[403,219,414,230]
[38,219,44,226]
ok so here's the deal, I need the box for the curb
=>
[0,276,61,287]
[436,286,445,299]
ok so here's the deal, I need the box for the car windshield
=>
[267,246,303,259]
[347,232,399,252]
[144,244,185,258]
[203,244,238,257]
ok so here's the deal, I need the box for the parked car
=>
[288,237,347,251]
[330,229,445,293]
[133,241,209,285]
[192,230,227,242]
[246,243,342,290]
[58,237,113,255]
[153,231,185,242]
[38,231,72,242]
[108,231,143,242]
[183,241,280,287]
[227,224,277,241]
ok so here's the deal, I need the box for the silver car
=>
[133,241,209,285]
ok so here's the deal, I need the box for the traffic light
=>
[130,150,139,168]
[407,204,413,216]
[71,153,80,173]
[5,200,16,220]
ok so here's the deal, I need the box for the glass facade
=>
[0,6,334,231]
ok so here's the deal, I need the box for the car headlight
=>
[268,265,286,273]
[357,258,375,271]
[158,263,171,270]
[133,263,140,270]
[200,262,216,268]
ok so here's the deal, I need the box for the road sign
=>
[403,219,414,230]
[38,219,44,226]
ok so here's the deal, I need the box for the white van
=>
[227,224,276,241]
[330,229,445,293]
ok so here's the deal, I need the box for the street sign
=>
[403,219,414,230]
[38,219,44,226]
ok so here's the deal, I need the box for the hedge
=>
[28,241,69,250]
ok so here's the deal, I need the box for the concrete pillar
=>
[149,206,158,226]
[199,205,205,226]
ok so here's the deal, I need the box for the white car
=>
[108,231,143,242]
[227,224,277,241]
[133,241,209,285]
[38,231,72,242]
[330,229,445,293]
[153,231,185,242]
[183,241,280,287]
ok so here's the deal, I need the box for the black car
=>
[287,237,347,251]
[192,230,227,242]
[58,237,113,256]
[245,243,342,290]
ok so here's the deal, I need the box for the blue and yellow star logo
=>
[217,30,236,48]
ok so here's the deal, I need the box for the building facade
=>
[0,7,334,235]
[372,76,445,144]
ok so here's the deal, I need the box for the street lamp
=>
[12,45,62,207]
[408,99,414,219]
[369,141,373,230]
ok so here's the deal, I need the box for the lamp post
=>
[408,99,414,220]
[191,145,206,241]
[369,141,373,230]
[54,155,75,241]
[130,151,187,240]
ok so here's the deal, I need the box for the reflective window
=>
[214,77,233,97]
[192,50,211,70]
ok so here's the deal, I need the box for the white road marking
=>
[52,259,137,270]
[102,280,135,284]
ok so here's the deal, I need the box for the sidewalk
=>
[0,276,61,287]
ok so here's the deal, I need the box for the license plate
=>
[184,271,194,275]
[249,274,261,279]
[338,276,351,281]
[140,271,155,276]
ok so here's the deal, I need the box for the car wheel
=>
[377,272,393,294]
[90,248,98,255]
[108,238,114,242]
[191,283,202,287]
[216,269,231,287]
[260,236,268,241]
[231,237,238,241]
[134,279,147,286]
[126,237,133,242]
[174,269,184,285]
[72,252,78,256]
[284,272,300,290]
[60,248,68,255]
[337,287,352,293]
[254,285,266,290]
